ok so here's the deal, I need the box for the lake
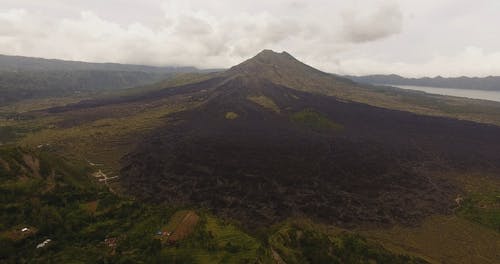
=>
[386,84,500,103]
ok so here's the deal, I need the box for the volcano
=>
[120,50,500,228]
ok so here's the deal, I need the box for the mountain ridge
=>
[0,54,220,107]
[346,74,500,91]
[0,54,200,73]
[222,49,356,96]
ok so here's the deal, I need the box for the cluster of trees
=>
[267,224,427,264]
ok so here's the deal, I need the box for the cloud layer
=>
[1,0,500,77]
[341,2,402,43]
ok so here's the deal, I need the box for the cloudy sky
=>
[1,0,499,77]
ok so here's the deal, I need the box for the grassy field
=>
[361,172,500,264]
[453,173,500,231]
[361,215,500,264]
[247,95,281,113]
[265,219,427,264]
[342,85,500,126]
[290,109,344,132]
[16,98,200,175]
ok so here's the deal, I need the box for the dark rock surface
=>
[120,51,500,228]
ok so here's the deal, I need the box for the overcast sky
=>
[1,0,499,77]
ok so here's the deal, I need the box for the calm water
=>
[386,84,500,103]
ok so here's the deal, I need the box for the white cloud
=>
[341,2,402,43]
[0,0,499,77]
[326,46,500,77]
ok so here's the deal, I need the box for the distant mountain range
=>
[0,54,216,106]
[345,74,500,91]
[0,54,199,73]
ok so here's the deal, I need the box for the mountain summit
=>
[225,50,354,94]
[119,50,500,228]
[228,49,305,74]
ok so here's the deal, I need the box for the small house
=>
[36,239,51,249]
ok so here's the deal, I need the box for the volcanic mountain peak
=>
[223,49,355,95]
[119,47,500,230]
[248,49,296,64]
[228,49,315,75]
[254,49,293,58]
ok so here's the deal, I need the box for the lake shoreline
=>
[382,84,500,103]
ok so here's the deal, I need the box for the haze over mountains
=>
[3,52,500,108]
[0,54,199,73]
[346,74,500,91]
[0,54,210,106]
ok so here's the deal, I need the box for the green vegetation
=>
[160,215,262,263]
[457,193,500,231]
[247,95,280,113]
[15,98,194,174]
[0,121,45,145]
[291,109,343,132]
[225,111,239,120]
[266,221,426,264]
[452,173,500,231]
[0,147,181,263]
[0,126,19,143]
